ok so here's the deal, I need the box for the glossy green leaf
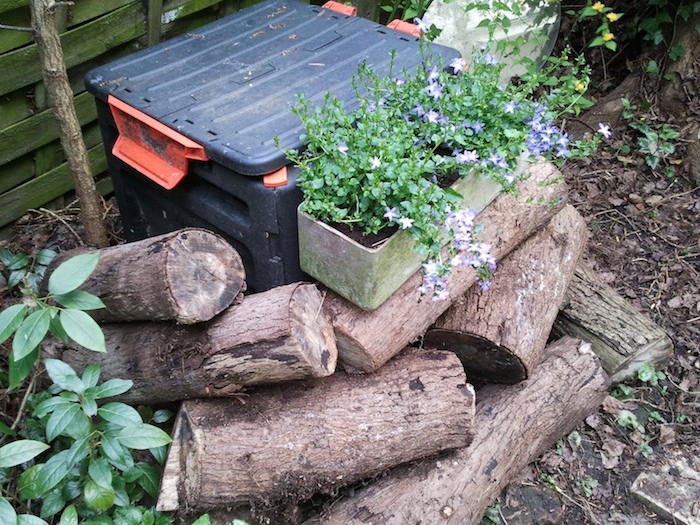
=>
[58,506,78,525]
[0,303,27,345]
[8,346,39,391]
[48,252,100,296]
[88,458,113,489]
[49,314,69,344]
[17,515,50,525]
[40,489,67,519]
[92,378,133,399]
[8,269,27,289]
[19,463,45,499]
[81,364,101,388]
[116,424,172,450]
[0,439,50,467]
[113,507,144,525]
[150,444,168,465]
[82,397,98,418]
[133,462,160,498]
[0,421,16,436]
[151,409,173,424]
[99,433,133,472]
[84,479,115,511]
[59,309,106,352]
[192,515,212,525]
[36,249,57,267]
[3,252,30,271]
[0,497,17,523]
[98,402,143,428]
[44,359,85,394]
[46,403,82,442]
[33,396,73,418]
[12,309,51,361]
[34,437,89,494]
[54,290,106,311]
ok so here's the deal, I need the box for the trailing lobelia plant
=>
[285,40,609,300]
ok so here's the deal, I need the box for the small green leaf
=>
[0,304,27,346]
[44,359,85,394]
[33,396,73,418]
[36,249,57,267]
[0,497,18,524]
[0,439,50,467]
[8,269,27,289]
[17,515,50,525]
[12,309,51,361]
[59,309,106,352]
[3,252,30,271]
[92,378,133,399]
[8,346,39,391]
[48,252,100,296]
[192,515,212,525]
[88,458,113,489]
[54,290,105,311]
[98,402,143,428]
[58,505,78,525]
[82,364,101,388]
[40,490,67,519]
[82,397,98,418]
[151,409,173,424]
[116,424,172,450]
[99,432,134,472]
[49,315,69,344]
[46,403,82,442]
[150,445,168,465]
[133,462,161,498]
[0,421,16,436]
[669,45,686,61]
[84,479,115,511]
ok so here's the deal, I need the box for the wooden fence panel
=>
[0,0,264,233]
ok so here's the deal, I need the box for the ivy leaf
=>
[0,303,27,345]
[116,423,172,450]
[44,359,85,394]
[59,309,105,352]
[48,252,100,296]
[0,440,50,467]
[98,402,143,428]
[53,290,105,311]
[91,378,133,400]
[12,309,51,361]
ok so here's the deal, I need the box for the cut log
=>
[47,228,246,324]
[307,337,609,525]
[552,263,675,383]
[324,160,568,373]
[156,348,475,511]
[52,282,337,404]
[423,204,588,383]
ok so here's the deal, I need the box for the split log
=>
[47,228,245,324]
[53,282,337,404]
[324,160,568,373]
[423,204,588,383]
[552,263,675,383]
[156,348,475,511]
[307,337,609,525]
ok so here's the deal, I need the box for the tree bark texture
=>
[48,229,246,324]
[307,337,609,525]
[156,348,475,511]
[324,161,568,373]
[29,0,108,247]
[552,263,674,383]
[54,283,338,404]
[423,204,588,383]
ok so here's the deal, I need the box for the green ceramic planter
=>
[298,170,503,311]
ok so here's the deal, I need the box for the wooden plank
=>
[0,156,33,195]
[0,2,146,97]
[148,0,164,45]
[0,145,108,228]
[0,90,34,131]
[161,0,222,25]
[0,8,32,54]
[0,91,98,165]
[0,0,27,15]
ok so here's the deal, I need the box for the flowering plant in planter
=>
[286,42,605,303]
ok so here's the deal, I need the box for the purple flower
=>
[488,153,507,169]
[597,123,612,139]
[414,16,430,34]
[383,206,398,222]
[398,217,414,229]
[471,121,485,134]
[425,110,440,124]
[338,142,348,154]
[426,81,444,100]
[504,101,518,114]
[455,149,479,164]
[450,57,467,74]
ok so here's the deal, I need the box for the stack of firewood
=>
[45,162,673,525]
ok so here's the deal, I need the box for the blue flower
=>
[338,142,349,154]
[597,123,612,138]
[383,206,398,221]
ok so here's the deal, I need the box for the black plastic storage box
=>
[85,0,460,292]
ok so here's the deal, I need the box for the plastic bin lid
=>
[85,0,460,176]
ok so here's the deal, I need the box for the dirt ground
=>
[1,3,699,525]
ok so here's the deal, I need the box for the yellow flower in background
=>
[603,32,615,41]
[575,81,586,91]
[592,1,605,12]
[606,12,620,22]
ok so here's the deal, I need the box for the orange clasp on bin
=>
[108,95,208,190]
[322,1,357,16]
[386,19,422,37]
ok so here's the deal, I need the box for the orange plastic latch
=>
[108,95,208,190]
[263,166,288,188]
[387,19,421,37]
[322,1,357,16]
